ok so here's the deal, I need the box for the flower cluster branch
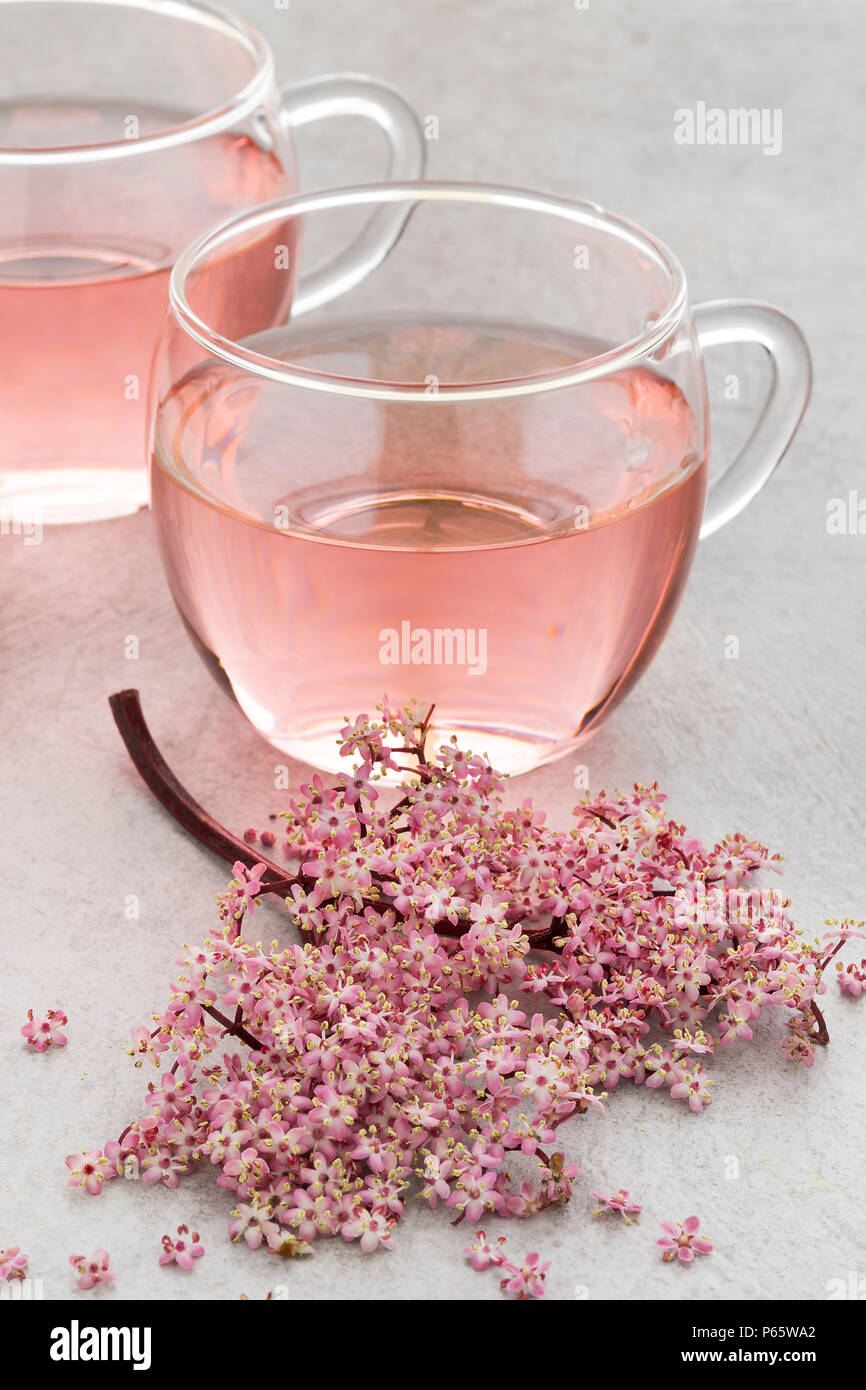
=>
[76,692,861,1261]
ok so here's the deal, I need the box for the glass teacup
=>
[150,182,811,777]
[0,0,423,525]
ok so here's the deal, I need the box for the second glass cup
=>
[150,182,811,777]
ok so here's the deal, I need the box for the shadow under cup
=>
[151,185,708,777]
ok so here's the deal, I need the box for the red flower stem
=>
[110,691,421,919]
[202,1003,261,1051]
[109,689,289,889]
[108,689,545,941]
[817,938,846,975]
[256,875,303,896]
[808,1000,830,1046]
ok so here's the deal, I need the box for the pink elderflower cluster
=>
[79,702,855,1261]
[21,1007,67,1051]
[464,1231,549,1299]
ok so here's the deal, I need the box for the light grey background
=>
[1,0,864,1303]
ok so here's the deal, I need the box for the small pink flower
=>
[0,1246,28,1281]
[657,1215,713,1264]
[464,1230,507,1271]
[159,1225,204,1270]
[65,1145,121,1195]
[69,1249,114,1290]
[21,1007,67,1051]
[127,1024,167,1066]
[446,1166,506,1223]
[229,1203,279,1250]
[669,1071,711,1112]
[837,961,866,998]
[341,1205,395,1254]
[592,1189,642,1223]
[219,861,267,922]
[140,1144,190,1188]
[822,923,866,947]
[500,1251,549,1300]
[783,1024,816,1067]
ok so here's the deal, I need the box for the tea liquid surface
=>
[153,314,706,774]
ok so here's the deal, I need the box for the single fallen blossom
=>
[465,1230,508,1270]
[657,1216,713,1264]
[21,1007,67,1052]
[159,1225,205,1270]
[837,961,866,998]
[592,1189,643,1223]
[69,1250,114,1290]
[500,1252,550,1300]
[65,1143,122,1195]
[82,694,858,1269]
[0,1246,28,1281]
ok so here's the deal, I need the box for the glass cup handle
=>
[693,299,812,538]
[279,74,425,315]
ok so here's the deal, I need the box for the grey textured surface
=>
[1,0,863,1303]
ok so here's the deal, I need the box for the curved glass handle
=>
[279,74,425,315]
[694,299,812,538]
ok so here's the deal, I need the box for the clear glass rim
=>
[0,0,273,164]
[169,181,690,403]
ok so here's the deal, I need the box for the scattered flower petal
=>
[21,1008,67,1051]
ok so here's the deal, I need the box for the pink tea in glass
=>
[150,185,809,777]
